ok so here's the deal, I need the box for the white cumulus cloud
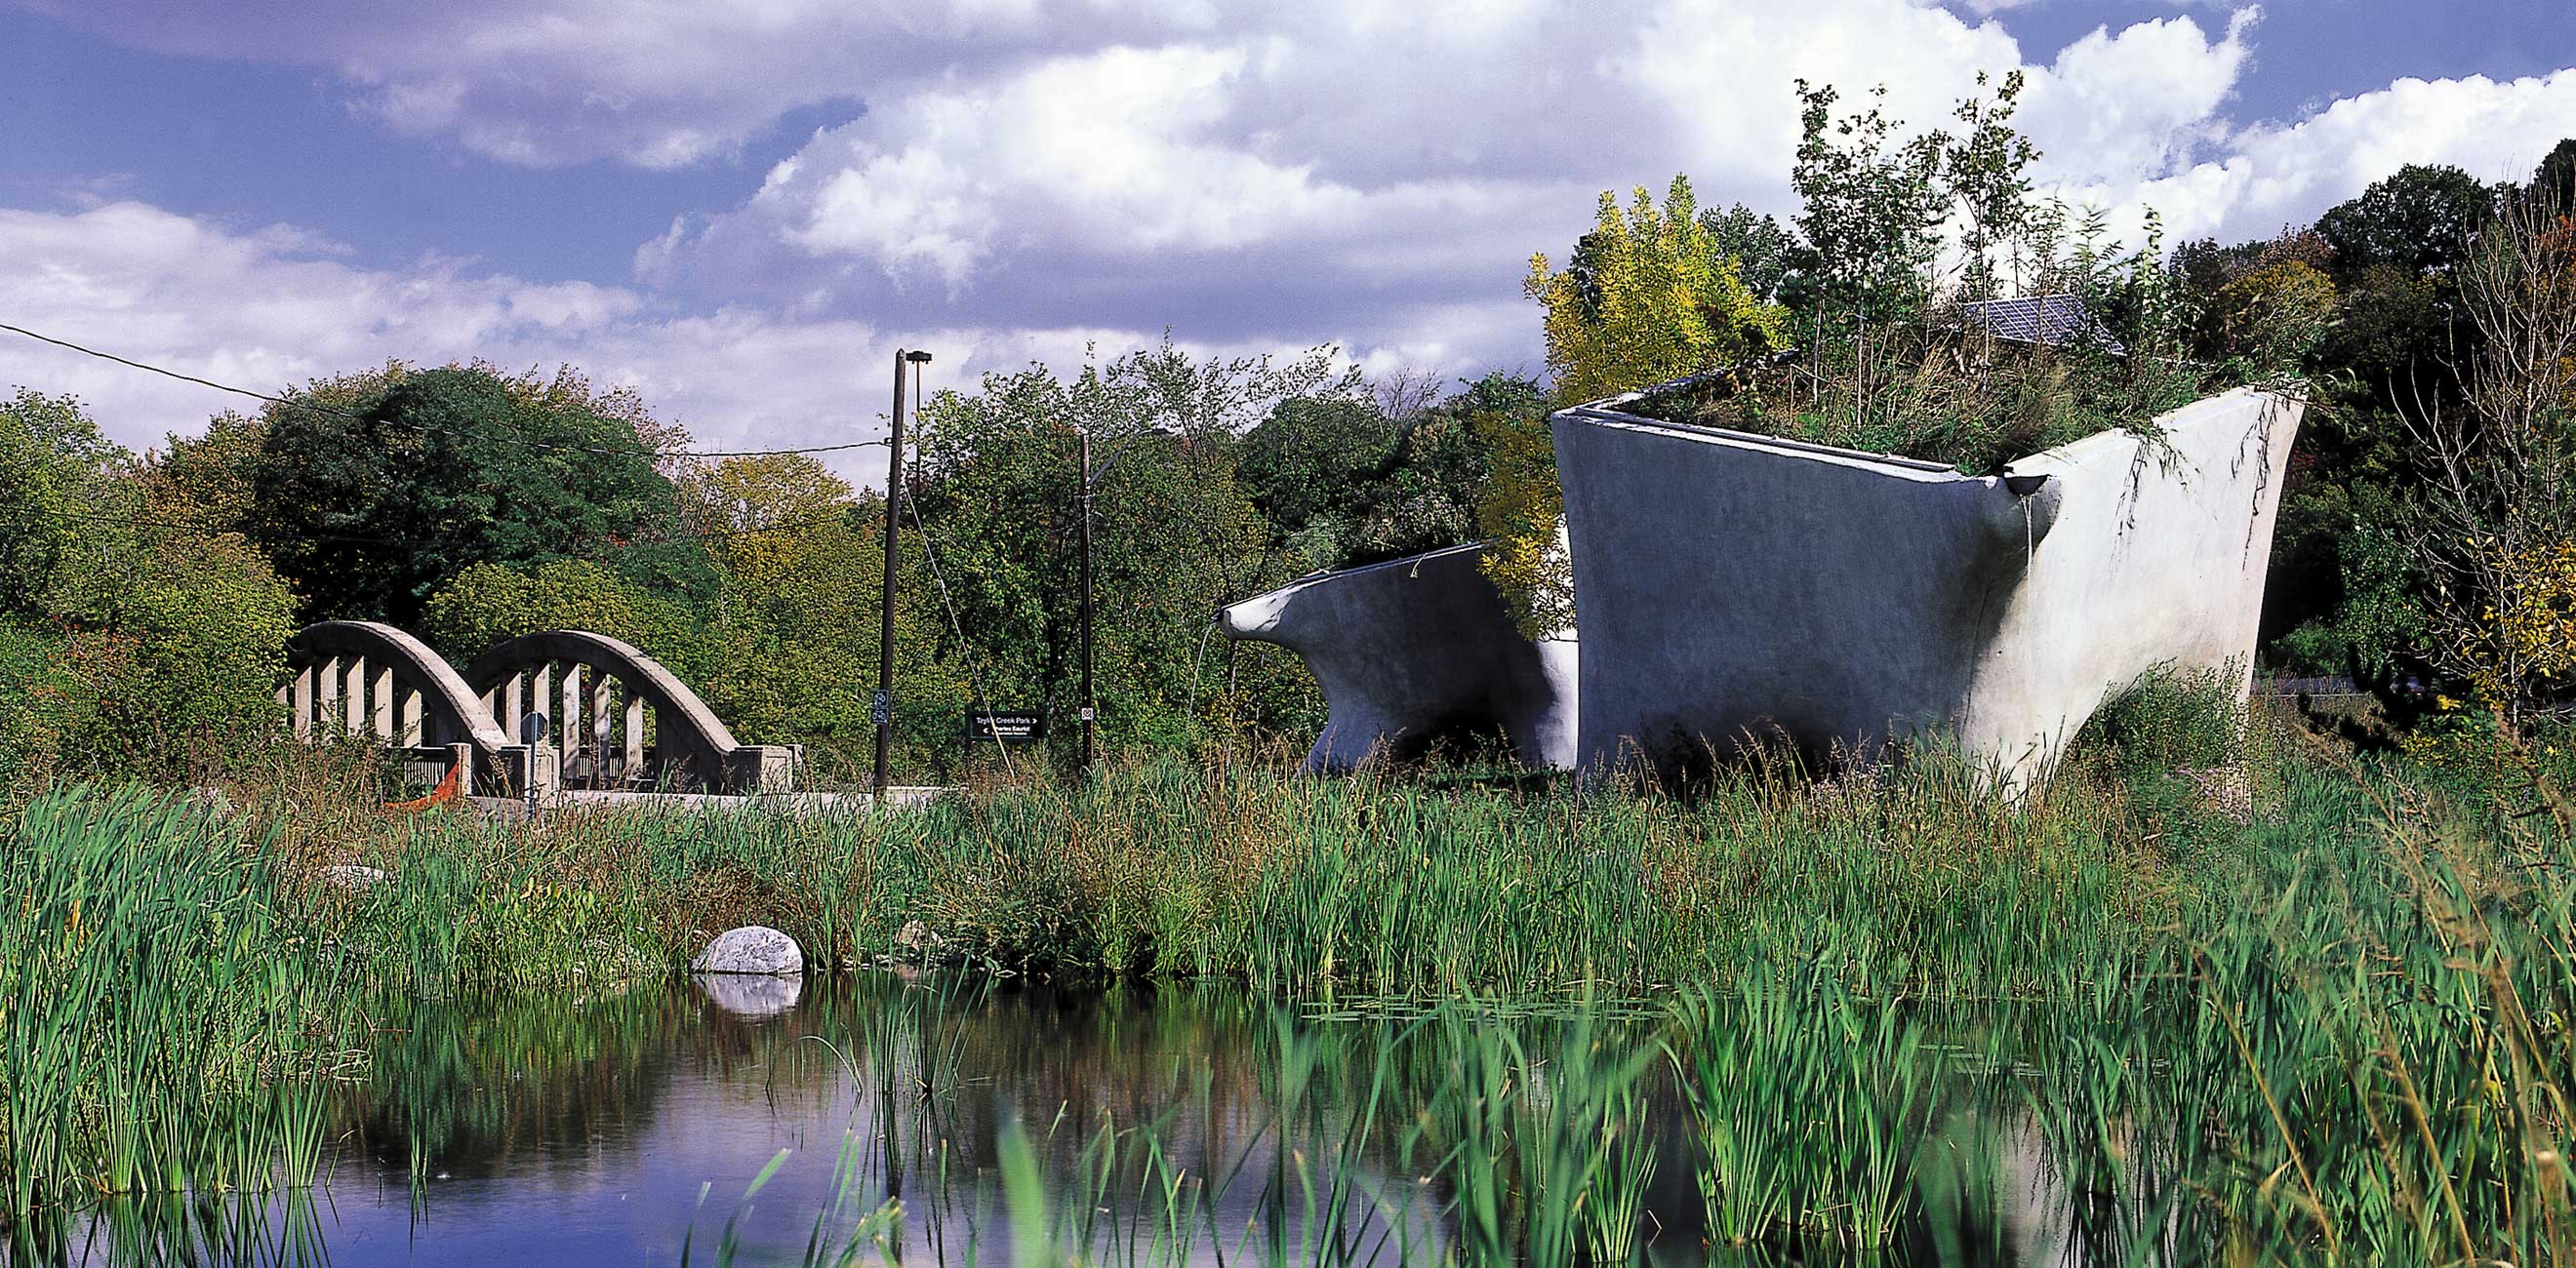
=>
[6,0,2574,459]
[0,200,1415,483]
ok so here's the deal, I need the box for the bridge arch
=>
[281,620,512,769]
[461,630,787,793]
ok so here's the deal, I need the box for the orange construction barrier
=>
[384,761,462,812]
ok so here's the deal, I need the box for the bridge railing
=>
[280,622,790,797]
[463,631,792,794]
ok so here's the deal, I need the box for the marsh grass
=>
[0,789,350,1221]
[0,691,2280,1218]
[13,695,2576,1267]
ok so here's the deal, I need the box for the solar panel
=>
[1960,294,2126,357]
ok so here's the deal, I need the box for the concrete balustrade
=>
[280,622,793,797]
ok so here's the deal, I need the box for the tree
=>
[909,341,1338,765]
[1345,376,1519,565]
[419,558,709,669]
[2316,164,2496,276]
[0,389,126,615]
[2173,229,2337,363]
[142,410,264,529]
[1941,70,2042,301]
[675,455,885,750]
[1700,204,1797,304]
[1788,81,1948,320]
[0,615,76,790]
[1526,176,1786,404]
[0,390,127,787]
[242,363,714,626]
[2214,259,2340,370]
[0,393,294,783]
[679,453,867,606]
[47,524,297,775]
[1468,380,1571,639]
[2401,197,2576,722]
[2319,262,2452,392]
[1236,397,1397,572]
[2531,138,2576,210]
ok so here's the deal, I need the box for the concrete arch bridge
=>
[278,621,794,797]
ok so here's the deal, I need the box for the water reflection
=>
[18,975,2145,1267]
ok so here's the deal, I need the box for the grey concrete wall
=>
[1552,386,2301,786]
[1220,541,1579,773]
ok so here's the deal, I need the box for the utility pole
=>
[1071,424,1168,777]
[1078,427,1096,775]
[874,348,931,797]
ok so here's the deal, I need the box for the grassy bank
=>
[5,698,2574,1262]
[221,759,2263,1001]
[208,680,2330,1001]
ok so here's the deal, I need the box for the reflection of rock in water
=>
[694,970,802,1017]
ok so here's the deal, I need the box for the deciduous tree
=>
[1526,176,1785,404]
[2316,164,2497,276]
[243,363,713,626]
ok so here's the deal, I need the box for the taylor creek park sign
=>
[968,710,1048,744]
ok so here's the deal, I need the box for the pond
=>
[27,972,2173,1267]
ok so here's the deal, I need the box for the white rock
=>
[688,926,803,976]
[318,864,387,892]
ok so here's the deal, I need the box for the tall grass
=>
[1668,967,1947,1248]
[10,692,2576,1268]
[0,788,345,1216]
[268,734,2290,1002]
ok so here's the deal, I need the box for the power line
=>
[25,501,869,548]
[903,477,1016,776]
[4,320,915,549]
[0,320,895,461]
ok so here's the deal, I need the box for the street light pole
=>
[1071,425,1172,778]
[1078,427,1096,775]
[873,348,931,797]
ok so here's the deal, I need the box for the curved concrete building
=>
[1220,542,1579,773]
[1552,385,2303,785]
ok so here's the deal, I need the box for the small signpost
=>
[519,711,548,821]
[968,710,1047,744]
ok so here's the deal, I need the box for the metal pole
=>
[1079,428,1097,775]
[873,350,907,796]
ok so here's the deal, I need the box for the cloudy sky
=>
[3,0,2571,476]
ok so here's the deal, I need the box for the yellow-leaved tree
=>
[1472,401,1573,638]
[2215,258,2339,369]
[1524,175,1787,405]
[1483,176,1785,634]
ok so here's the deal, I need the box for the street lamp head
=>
[904,350,934,364]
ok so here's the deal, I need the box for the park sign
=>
[969,710,1046,743]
